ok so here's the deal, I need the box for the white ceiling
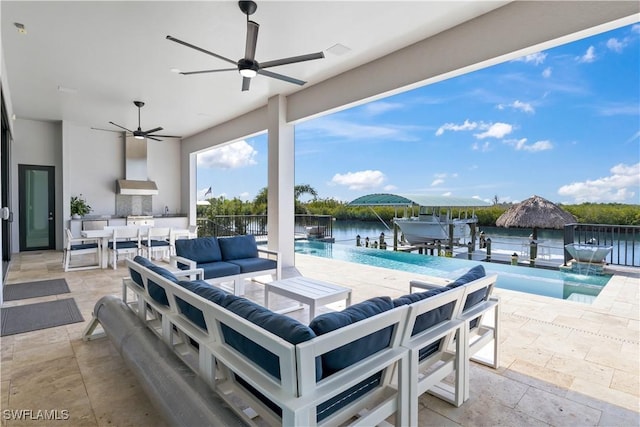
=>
[1,1,510,139]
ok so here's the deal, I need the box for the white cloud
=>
[497,100,535,114]
[298,117,418,142]
[606,37,625,53]
[474,122,513,139]
[542,67,552,78]
[239,192,251,201]
[383,184,398,192]
[431,178,445,186]
[627,130,640,143]
[512,100,535,114]
[472,141,492,152]
[504,138,553,152]
[557,162,640,203]
[435,119,478,136]
[577,46,596,63]
[363,101,404,116]
[513,52,547,65]
[330,170,387,190]
[197,140,257,169]
[597,102,640,116]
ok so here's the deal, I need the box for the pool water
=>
[295,241,611,302]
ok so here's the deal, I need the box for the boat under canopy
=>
[349,193,490,245]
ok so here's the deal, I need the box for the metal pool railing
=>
[563,223,640,267]
[196,214,334,240]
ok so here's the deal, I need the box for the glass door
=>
[18,165,55,251]
[1,95,12,277]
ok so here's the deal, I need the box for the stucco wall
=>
[9,119,182,252]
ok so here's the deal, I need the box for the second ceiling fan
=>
[109,101,181,141]
[167,0,324,91]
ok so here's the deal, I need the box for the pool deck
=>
[1,250,638,426]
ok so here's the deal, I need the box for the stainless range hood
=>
[116,136,158,195]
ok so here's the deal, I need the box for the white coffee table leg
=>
[309,301,317,320]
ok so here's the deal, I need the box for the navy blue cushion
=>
[146,264,179,306]
[445,265,486,289]
[142,240,170,247]
[175,237,222,264]
[70,243,99,250]
[129,256,155,288]
[218,235,258,261]
[309,297,394,377]
[227,258,276,274]
[317,372,383,422]
[175,280,228,329]
[200,261,241,279]
[221,295,321,381]
[446,265,488,329]
[393,287,455,337]
[392,287,450,307]
[108,240,138,249]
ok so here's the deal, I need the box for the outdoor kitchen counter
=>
[68,215,188,236]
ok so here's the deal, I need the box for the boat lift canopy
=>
[348,193,490,208]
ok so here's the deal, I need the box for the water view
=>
[331,220,566,255]
[295,239,610,303]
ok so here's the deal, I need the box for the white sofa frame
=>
[85,260,500,426]
[116,259,410,426]
[170,246,281,296]
[409,274,500,404]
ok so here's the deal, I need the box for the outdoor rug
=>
[2,278,70,301]
[1,298,84,336]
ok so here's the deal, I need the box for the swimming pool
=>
[294,241,611,302]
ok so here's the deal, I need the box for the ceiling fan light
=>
[134,134,145,140]
[239,68,257,78]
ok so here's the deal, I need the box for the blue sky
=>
[197,23,640,205]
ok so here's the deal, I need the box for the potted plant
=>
[70,195,92,219]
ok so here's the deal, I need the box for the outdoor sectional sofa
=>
[170,234,281,295]
[87,254,501,426]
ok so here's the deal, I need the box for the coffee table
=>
[264,277,352,321]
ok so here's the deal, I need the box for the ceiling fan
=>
[108,101,181,141]
[166,0,324,91]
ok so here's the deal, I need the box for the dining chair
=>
[141,227,173,261]
[108,227,141,269]
[63,228,101,272]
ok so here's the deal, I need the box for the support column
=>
[267,95,295,268]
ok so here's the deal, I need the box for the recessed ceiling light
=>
[14,22,26,34]
[326,43,351,56]
[57,86,78,94]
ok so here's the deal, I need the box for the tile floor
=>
[1,250,638,426]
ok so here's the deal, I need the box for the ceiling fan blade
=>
[181,68,237,75]
[147,136,162,142]
[166,35,237,66]
[241,77,251,91]
[149,134,182,139]
[260,52,324,69]
[143,127,163,134]
[92,127,122,133]
[245,20,259,60]
[258,69,305,86]
[109,121,133,132]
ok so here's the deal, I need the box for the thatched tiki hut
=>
[496,195,576,240]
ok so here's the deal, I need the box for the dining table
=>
[81,226,190,269]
